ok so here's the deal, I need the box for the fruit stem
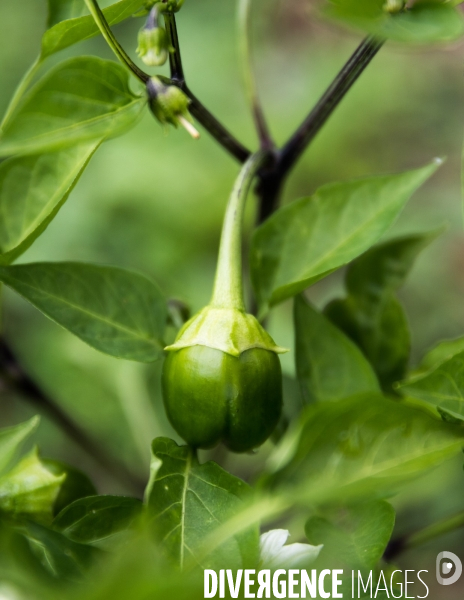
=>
[211,151,268,310]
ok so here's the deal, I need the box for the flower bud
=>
[147,77,199,138]
[383,0,405,14]
[137,26,170,67]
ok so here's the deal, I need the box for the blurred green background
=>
[1,0,464,595]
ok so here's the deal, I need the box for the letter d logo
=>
[437,551,462,585]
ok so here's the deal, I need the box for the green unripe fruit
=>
[162,153,287,453]
[163,345,282,452]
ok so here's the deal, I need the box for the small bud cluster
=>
[383,0,406,14]
[137,4,173,67]
[139,0,184,15]
[137,27,170,66]
[147,77,200,138]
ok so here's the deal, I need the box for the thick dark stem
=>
[255,153,284,224]
[278,36,383,178]
[252,36,383,228]
[0,339,144,496]
[185,85,251,163]
[164,12,251,163]
[164,12,184,82]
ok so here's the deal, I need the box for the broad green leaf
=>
[0,262,167,362]
[0,448,65,521]
[324,232,439,391]
[47,0,89,27]
[305,501,395,569]
[294,295,380,403]
[53,496,143,549]
[0,57,145,157]
[343,230,441,297]
[418,336,464,373]
[43,0,146,58]
[251,160,440,314]
[0,143,100,265]
[325,0,464,43]
[42,460,97,516]
[265,394,463,505]
[0,417,39,475]
[397,350,464,423]
[326,295,410,392]
[19,521,99,582]
[147,437,259,570]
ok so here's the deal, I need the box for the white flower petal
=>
[259,529,323,569]
[268,542,323,569]
[260,529,290,565]
[0,585,22,600]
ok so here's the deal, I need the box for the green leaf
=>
[324,0,464,43]
[294,295,380,403]
[0,57,145,157]
[0,143,100,264]
[147,437,259,570]
[42,460,97,516]
[324,231,439,391]
[0,448,65,522]
[343,230,441,296]
[265,394,463,505]
[305,501,395,569]
[251,160,440,314]
[327,295,410,393]
[397,350,464,423]
[47,0,89,27]
[0,416,39,475]
[53,496,143,549]
[0,262,167,362]
[417,336,464,373]
[43,0,146,58]
[19,521,99,582]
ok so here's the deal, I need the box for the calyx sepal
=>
[165,305,288,357]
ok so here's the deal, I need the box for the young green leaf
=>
[397,350,464,423]
[43,0,146,58]
[0,262,167,362]
[42,460,97,516]
[0,448,65,522]
[294,295,380,404]
[53,496,143,549]
[0,143,100,265]
[19,521,100,582]
[305,501,395,569]
[0,57,145,157]
[265,394,463,505]
[417,336,464,373]
[0,416,39,476]
[147,437,260,570]
[47,0,89,26]
[324,231,440,391]
[324,0,464,43]
[327,295,410,393]
[251,160,440,314]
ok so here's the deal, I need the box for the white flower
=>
[0,585,22,600]
[259,529,323,569]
